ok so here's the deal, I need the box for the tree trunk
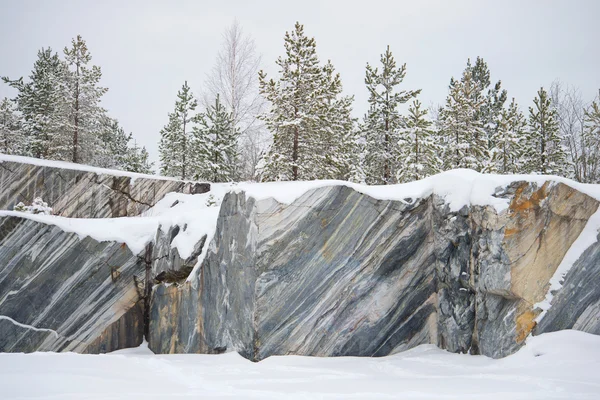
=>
[72,61,80,163]
[292,105,299,181]
[182,116,187,180]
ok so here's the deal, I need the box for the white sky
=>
[1,0,599,167]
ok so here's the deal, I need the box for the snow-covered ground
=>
[1,330,599,399]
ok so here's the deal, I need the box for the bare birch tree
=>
[549,80,600,182]
[203,20,268,181]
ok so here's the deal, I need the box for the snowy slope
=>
[1,330,599,399]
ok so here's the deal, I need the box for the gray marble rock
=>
[150,181,600,361]
[535,230,600,336]
[0,215,146,353]
[2,157,600,361]
[0,159,209,218]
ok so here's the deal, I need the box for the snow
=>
[0,153,181,183]
[232,169,600,213]
[0,189,222,258]
[1,330,599,399]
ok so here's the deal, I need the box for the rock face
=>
[0,158,209,218]
[0,215,145,353]
[0,156,209,353]
[150,181,600,361]
[1,157,599,360]
[535,230,600,335]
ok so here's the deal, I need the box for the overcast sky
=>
[1,0,599,167]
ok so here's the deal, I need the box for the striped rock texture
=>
[1,157,599,361]
[150,181,600,361]
[0,215,146,353]
[0,158,209,218]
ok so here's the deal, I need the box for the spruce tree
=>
[93,116,132,168]
[438,57,507,173]
[0,98,24,155]
[439,68,486,171]
[527,87,567,175]
[397,100,440,182]
[492,98,527,174]
[60,35,108,164]
[191,94,239,182]
[124,141,154,174]
[317,60,356,180]
[258,22,354,181]
[362,46,420,184]
[582,99,600,183]
[158,81,198,179]
[2,48,65,158]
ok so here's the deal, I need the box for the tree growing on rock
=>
[258,22,355,181]
[491,98,527,174]
[526,87,567,175]
[581,96,600,183]
[203,20,268,181]
[439,67,486,171]
[362,46,420,184]
[2,48,65,158]
[59,35,108,164]
[191,94,239,182]
[0,97,24,155]
[159,81,198,179]
[396,100,440,182]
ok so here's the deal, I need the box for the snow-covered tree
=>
[438,57,507,173]
[439,68,486,171]
[397,100,440,182]
[527,87,567,175]
[316,60,357,180]
[2,48,65,158]
[203,20,268,181]
[259,22,354,181]
[0,97,24,154]
[123,141,154,174]
[13,197,52,215]
[159,81,198,179]
[93,116,131,168]
[470,58,507,155]
[362,46,420,184]
[492,98,527,174]
[191,94,239,182]
[581,98,600,183]
[90,116,153,173]
[59,35,108,164]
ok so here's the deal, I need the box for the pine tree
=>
[158,81,198,179]
[362,46,420,184]
[317,60,356,180]
[2,48,65,158]
[92,116,137,169]
[527,87,567,175]
[439,68,486,171]
[60,35,108,164]
[123,141,154,174]
[191,94,239,182]
[0,98,24,155]
[438,58,507,173]
[258,22,354,181]
[492,98,527,174]
[397,100,440,182]
[582,99,600,183]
